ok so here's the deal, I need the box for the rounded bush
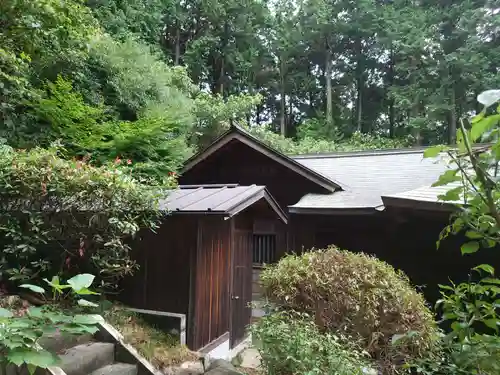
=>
[261,246,438,372]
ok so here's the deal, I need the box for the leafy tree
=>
[0,49,34,142]
[0,0,98,82]
[416,90,500,374]
[85,0,168,45]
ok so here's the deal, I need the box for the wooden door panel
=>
[230,229,252,348]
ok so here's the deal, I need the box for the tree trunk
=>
[307,61,315,115]
[409,56,421,145]
[449,82,457,145]
[388,47,395,138]
[355,37,363,132]
[256,102,262,126]
[174,28,181,65]
[219,57,225,96]
[280,57,286,136]
[356,80,362,132]
[325,47,333,126]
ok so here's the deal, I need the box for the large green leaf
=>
[473,264,495,276]
[44,276,71,292]
[461,241,479,255]
[437,186,462,202]
[423,145,447,158]
[432,169,461,187]
[0,307,13,318]
[67,274,95,292]
[483,319,499,331]
[481,278,500,285]
[19,284,46,294]
[75,287,100,295]
[77,299,99,307]
[477,89,500,108]
[471,116,498,141]
[7,348,59,368]
[27,307,45,318]
[72,314,103,325]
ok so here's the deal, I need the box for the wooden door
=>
[230,229,252,348]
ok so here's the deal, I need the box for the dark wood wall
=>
[288,210,500,303]
[123,212,258,351]
[180,140,329,208]
[122,216,195,314]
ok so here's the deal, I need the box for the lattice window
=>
[252,234,276,265]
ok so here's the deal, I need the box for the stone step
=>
[40,333,94,354]
[59,342,115,375]
[89,363,137,375]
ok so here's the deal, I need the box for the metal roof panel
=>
[290,152,448,209]
[159,185,287,222]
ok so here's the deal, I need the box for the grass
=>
[103,305,198,369]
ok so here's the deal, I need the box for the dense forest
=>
[1,0,499,179]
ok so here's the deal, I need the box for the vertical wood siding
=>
[120,217,195,315]
[192,217,232,349]
[230,227,252,347]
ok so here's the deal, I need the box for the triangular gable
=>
[182,125,343,193]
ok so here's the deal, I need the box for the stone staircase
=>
[59,341,136,375]
[40,331,139,375]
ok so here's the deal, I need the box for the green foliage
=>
[418,90,500,374]
[296,116,344,142]
[251,310,372,375]
[100,116,195,180]
[86,0,167,45]
[261,246,438,373]
[0,49,34,141]
[410,270,500,374]
[0,145,168,290]
[85,35,195,122]
[425,92,500,251]
[27,76,110,150]
[26,75,193,180]
[246,125,412,155]
[0,0,98,81]
[192,92,263,147]
[0,274,102,374]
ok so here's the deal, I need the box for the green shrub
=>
[0,145,168,290]
[261,246,438,373]
[0,273,102,374]
[251,310,372,375]
[409,274,500,375]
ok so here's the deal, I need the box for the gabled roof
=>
[289,149,448,212]
[182,126,341,193]
[159,184,287,223]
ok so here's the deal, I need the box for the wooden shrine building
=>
[125,125,500,353]
[124,185,286,350]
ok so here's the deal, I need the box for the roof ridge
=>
[291,142,493,160]
[291,147,428,160]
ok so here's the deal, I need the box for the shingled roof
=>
[289,149,448,212]
[159,184,287,222]
[180,125,454,212]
